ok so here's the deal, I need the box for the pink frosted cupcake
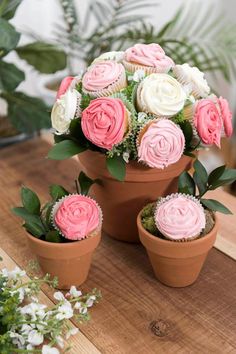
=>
[217,96,233,137]
[123,43,174,74]
[155,193,206,241]
[81,97,130,150]
[56,75,81,99]
[82,60,127,97]
[137,119,185,169]
[52,194,102,241]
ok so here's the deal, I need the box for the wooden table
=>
[0,138,236,354]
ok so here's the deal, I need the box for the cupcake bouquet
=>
[48,43,233,180]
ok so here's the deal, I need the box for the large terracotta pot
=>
[79,150,193,243]
[137,211,218,287]
[26,231,101,289]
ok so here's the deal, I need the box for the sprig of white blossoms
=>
[0,266,101,353]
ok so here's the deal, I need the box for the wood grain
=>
[0,247,101,354]
[0,138,236,353]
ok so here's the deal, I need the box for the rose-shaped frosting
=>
[124,43,174,72]
[137,73,187,117]
[54,195,101,240]
[82,60,124,91]
[218,96,233,137]
[173,63,210,98]
[81,97,127,150]
[138,119,185,169]
[56,76,74,99]
[92,51,124,64]
[155,194,206,240]
[51,89,81,134]
[194,99,223,147]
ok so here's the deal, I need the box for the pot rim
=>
[137,209,219,247]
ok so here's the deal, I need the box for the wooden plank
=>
[0,247,101,354]
[0,138,236,353]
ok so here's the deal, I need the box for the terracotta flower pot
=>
[78,150,192,243]
[137,211,218,287]
[26,231,101,289]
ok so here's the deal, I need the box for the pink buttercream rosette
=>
[137,119,185,169]
[218,96,233,138]
[81,97,130,150]
[154,193,206,241]
[56,75,81,99]
[82,60,127,97]
[51,194,103,241]
[123,43,174,74]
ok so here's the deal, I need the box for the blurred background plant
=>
[0,0,67,144]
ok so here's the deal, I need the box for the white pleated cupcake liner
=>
[122,59,172,75]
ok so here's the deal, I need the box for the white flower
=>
[27,330,44,346]
[10,287,25,303]
[42,345,60,354]
[133,69,145,82]
[173,63,210,98]
[69,286,82,298]
[122,151,130,163]
[137,112,148,123]
[55,335,64,348]
[56,302,73,320]
[20,324,32,335]
[74,301,81,310]
[20,303,46,321]
[1,267,26,280]
[53,291,65,301]
[9,332,25,347]
[79,307,88,315]
[51,89,81,134]
[66,327,79,340]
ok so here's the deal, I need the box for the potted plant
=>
[0,0,67,146]
[12,173,102,289]
[47,41,233,243]
[137,160,236,287]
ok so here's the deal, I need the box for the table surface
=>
[0,138,236,354]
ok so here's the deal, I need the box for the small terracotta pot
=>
[26,231,101,289]
[137,211,218,287]
[79,150,192,243]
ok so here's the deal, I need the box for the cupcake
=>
[123,43,174,74]
[154,193,206,241]
[56,75,82,99]
[52,194,102,240]
[173,63,210,98]
[81,97,130,150]
[91,51,124,64]
[51,89,82,134]
[217,96,233,137]
[137,119,185,169]
[136,73,187,117]
[82,60,127,97]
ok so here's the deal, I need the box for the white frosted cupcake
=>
[137,119,185,169]
[155,193,206,241]
[137,73,187,117]
[82,60,127,97]
[123,43,174,74]
[91,51,124,64]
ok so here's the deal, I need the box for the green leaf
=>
[178,171,196,195]
[23,222,45,238]
[12,207,45,226]
[106,155,126,181]
[21,186,41,215]
[0,61,24,91]
[0,18,20,56]
[47,140,86,160]
[210,168,236,189]
[0,0,21,20]
[45,230,62,243]
[178,120,193,147]
[208,165,226,186]
[16,42,67,73]
[78,171,97,196]
[49,185,69,200]
[1,91,50,133]
[193,159,208,196]
[201,199,232,215]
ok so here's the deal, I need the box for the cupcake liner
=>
[51,194,103,240]
[122,59,171,75]
[82,69,127,98]
[154,193,205,242]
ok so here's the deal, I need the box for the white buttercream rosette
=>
[91,51,124,64]
[51,89,82,134]
[154,193,206,241]
[136,73,187,117]
[51,194,103,241]
[173,63,210,98]
[137,118,185,169]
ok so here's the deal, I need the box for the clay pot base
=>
[79,150,193,243]
[137,211,218,287]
